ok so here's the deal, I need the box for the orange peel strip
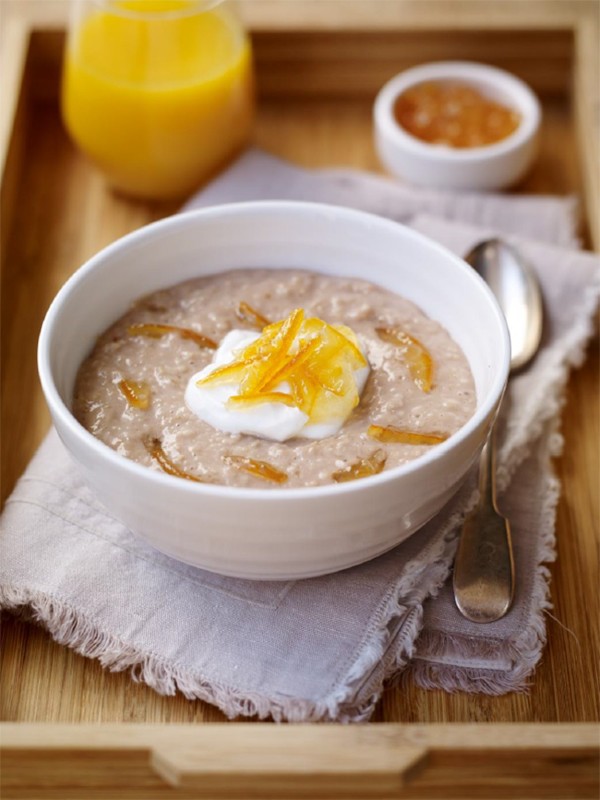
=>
[302,318,366,368]
[227,392,297,409]
[304,361,347,396]
[224,454,288,484]
[367,424,447,446]
[332,449,387,483]
[197,313,304,391]
[144,437,206,482]
[196,309,366,421]
[376,327,433,392]
[196,356,260,388]
[240,308,305,394]
[261,338,320,392]
[269,308,304,359]
[241,320,283,360]
[118,379,151,410]
[128,323,217,350]
[329,323,368,368]
[236,301,270,329]
[289,371,319,416]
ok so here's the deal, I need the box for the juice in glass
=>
[62,0,254,199]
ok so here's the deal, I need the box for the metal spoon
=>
[453,239,543,623]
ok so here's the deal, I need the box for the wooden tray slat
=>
[2,723,599,799]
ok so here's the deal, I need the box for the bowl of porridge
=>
[38,201,509,579]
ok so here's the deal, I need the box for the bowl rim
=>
[38,200,510,501]
[374,60,541,162]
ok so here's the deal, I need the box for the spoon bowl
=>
[466,239,543,369]
[453,238,543,623]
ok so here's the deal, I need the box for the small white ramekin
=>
[374,61,541,191]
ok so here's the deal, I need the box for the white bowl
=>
[374,61,541,191]
[38,202,509,579]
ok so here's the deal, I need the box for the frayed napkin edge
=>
[0,522,459,724]
[0,481,476,723]
[0,583,422,723]
[0,586,342,722]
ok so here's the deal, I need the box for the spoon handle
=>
[453,434,515,624]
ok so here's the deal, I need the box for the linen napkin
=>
[1,152,598,722]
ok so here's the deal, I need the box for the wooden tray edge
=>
[2,722,599,797]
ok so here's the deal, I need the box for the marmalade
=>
[394,81,521,148]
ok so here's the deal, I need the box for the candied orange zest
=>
[304,363,346,396]
[303,318,365,364]
[118,379,151,410]
[195,309,368,422]
[144,437,206,482]
[376,327,433,392]
[196,356,260,388]
[227,392,297,409]
[330,323,368,367]
[289,372,318,415]
[332,449,387,483]
[236,301,270,329]
[242,320,282,359]
[367,424,448,446]
[261,338,320,391]
[239,308,305,394]
[128,323,217,350]
[224,454,288,484]
[274,307,305,355]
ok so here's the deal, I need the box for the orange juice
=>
[61,0,254,199]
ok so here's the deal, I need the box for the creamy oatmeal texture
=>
[73,269,476,488]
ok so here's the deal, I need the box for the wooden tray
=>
[1,1,598,796]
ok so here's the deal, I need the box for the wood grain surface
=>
[2,723,598,799]
[1,6,599,729]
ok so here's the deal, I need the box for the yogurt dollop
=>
[185,310,370,442]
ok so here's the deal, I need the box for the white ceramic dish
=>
[38,201,510,579]
[374,61,541,191]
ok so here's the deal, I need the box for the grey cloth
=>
[1,151,598,721]
[183,150,581,250]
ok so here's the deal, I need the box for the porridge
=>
[73,268,476,488]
